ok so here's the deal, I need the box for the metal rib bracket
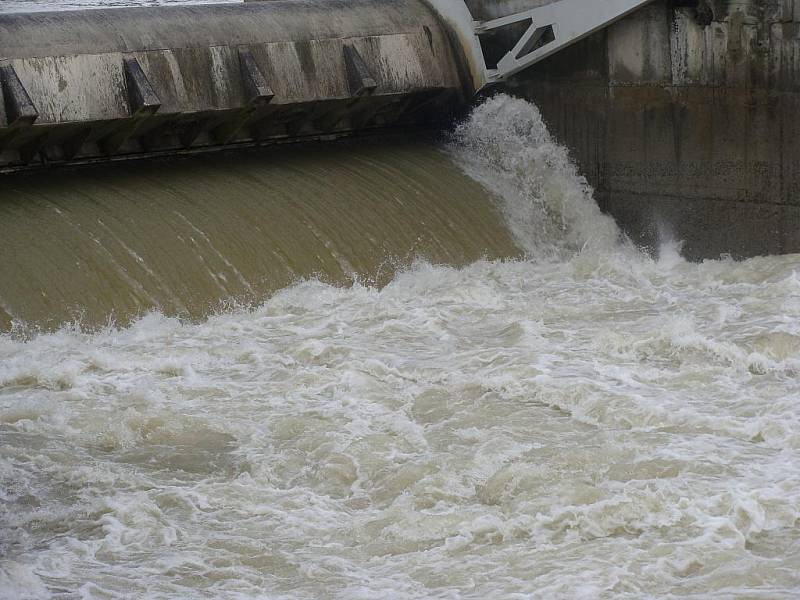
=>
[343,45,378,97]
[123,57,160,117]
[239,48,274,106]
[0,62,38,127]
[475,0,655,82]
[99,57,160,153]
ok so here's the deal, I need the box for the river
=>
[1,39,799,600]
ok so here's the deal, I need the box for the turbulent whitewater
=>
[2,96,800,599]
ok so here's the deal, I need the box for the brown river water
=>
[0,26,799,596]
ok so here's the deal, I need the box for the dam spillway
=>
[0,0,673,329]
[0,137,522,332]
[2,0,797,258]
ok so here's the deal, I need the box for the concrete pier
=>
[0,0,470,170]
[477,0,800,258]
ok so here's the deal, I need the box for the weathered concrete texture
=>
[0,1,468,170]
[467,0,564,20]
[490,0,800,258]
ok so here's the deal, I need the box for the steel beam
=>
[474,0,655,82]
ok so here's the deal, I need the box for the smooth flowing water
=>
[2,96,800,599]
[0,138,520,333]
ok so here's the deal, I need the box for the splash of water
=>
[449,94,623,256]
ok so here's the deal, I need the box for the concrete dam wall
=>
[0,0,474,170]
[480,0,800,258]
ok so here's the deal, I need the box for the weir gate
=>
[0,0,653,171]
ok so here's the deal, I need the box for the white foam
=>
[448,94,622,256]
[2,97,800,599]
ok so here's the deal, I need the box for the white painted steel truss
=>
[474,0,655,83]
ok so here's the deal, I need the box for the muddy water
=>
[2,97,800,599]
[0,139,520,333]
